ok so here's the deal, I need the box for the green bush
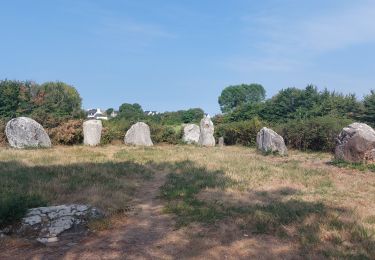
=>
[101,126,123,145]
[274,116,353,152]
[215,118,263,146]
[0,119,6,146]
[150,124,182,144]
[0,193,46,228]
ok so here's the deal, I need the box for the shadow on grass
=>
[0,159,374,259]
[161,160,375,259]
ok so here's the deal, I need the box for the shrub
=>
[150,124,182,144]
[0,119,6,146]
[215,118,263,146]
[274,116,353,152]
[0,193,46,228]
[101,126,123,145]
[47,119,83,145]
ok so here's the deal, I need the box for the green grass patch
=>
[0,193,46,228]
[331,159,375,172]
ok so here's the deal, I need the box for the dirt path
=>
[0,172,177,259]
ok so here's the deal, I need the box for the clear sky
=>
[1,0,374,115]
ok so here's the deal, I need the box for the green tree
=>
[218,84,266,113]
[33,81,82,118]
[106,108,114,116]
[118,103,144,120]
[181,108,204,123]
[363,90,375,125]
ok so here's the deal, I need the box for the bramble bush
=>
[273,116,353,152]
[47,120,83,145]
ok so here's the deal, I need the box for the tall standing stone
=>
[5,117,51,149]
[256,127,287,155]
[335,122,375,162]
[124,122,153,146]
[182,124,200,144]
[83,120,102,146]
[198,115,215,147]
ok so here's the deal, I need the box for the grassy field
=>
[1,145,375,258]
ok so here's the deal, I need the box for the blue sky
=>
[1,0,374,115]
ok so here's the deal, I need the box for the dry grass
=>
[1,145,375,258]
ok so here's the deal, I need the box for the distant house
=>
[87,108,108,120]
[144,111,158,116]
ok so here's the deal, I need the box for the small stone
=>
[218,137,224,147]
[37,237,59,243]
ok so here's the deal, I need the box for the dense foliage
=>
[218,84,266,113]
[0,80,83,123]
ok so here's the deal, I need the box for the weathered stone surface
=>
[124,122,153,146]
[218,137,224,147]
[182,124,200,144]
[198,115,215,147]
[5,117,51,149]
[335,122,375,162]
[19,204,103,243]
[256,127,287,155]
[83,120,102,146]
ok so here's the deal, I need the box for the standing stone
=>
[182,124,200,144]
[256,127,287,155]
[198,115,215,147]
[124,122,153,146]
[335,122,375,162]
[5,117,51,149]
[83,120,102,146]
[218,137,224,147]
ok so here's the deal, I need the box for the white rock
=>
[182,124,200,144]
[19,204,103,243]
[256,127,287,156]
[198,115,215,147]
[124,122,153,146]
[83,120,102,146]
[5,117,51,149]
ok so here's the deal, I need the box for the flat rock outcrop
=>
[83,120,102,146]
[182,124,200,144]
[19,204,103,243]
[198,115,215,147]
[335,122,375,162]
[256,127,287,155]
[124,122,153,146]
[5,117,51,149]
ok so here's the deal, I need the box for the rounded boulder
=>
[5,117,51,149]
[335,122,375,162]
